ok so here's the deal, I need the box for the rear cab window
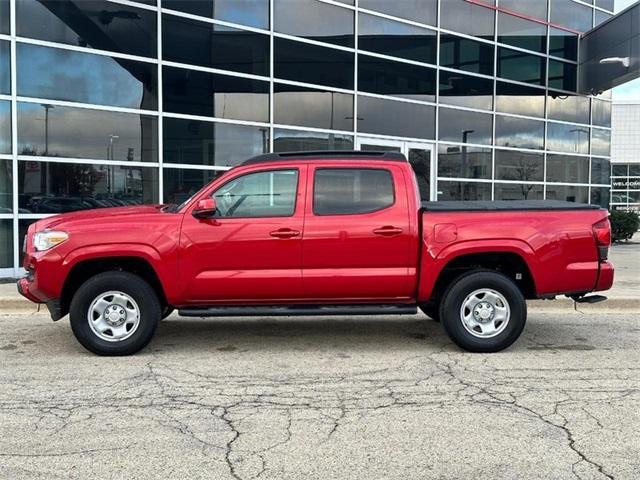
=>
[313,168,395,215]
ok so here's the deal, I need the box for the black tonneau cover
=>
[421,200,601,212]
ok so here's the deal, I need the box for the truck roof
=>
[241,150,407,165]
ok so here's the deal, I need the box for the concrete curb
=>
[1,297,639,315]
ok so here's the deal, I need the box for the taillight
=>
[592,219,611,261]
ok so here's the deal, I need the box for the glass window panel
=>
[162,66,269,122]
[438,108,492,145]
[498,13,546,53]
[0,100,10,154]
[546,154,590,183]
[314,168,394,216]
[162,0,269,30]
[274,38,354,90]
[357,96,435,139]
[358,55,436,102]
[437,181,492,201]
[274,84,353,131]
[273,128,353,152]
[547,93,590,124]
[596,0,614,12]
[163,168,223,205]
[548,60,577,91]
[546,184,589,203]
[17,103,158,162]
[16,0,156,58]
[547,123,589,154]
[498,0,547,19]
[495,81,545,117]
[495,150,544,182]
[359,0,437,27]
[592,99,612,128]
[495,183,544,200]
[275,0,353,47]
[358,12,436,64]
[591,128,611,157]
[17,44,158,110]
[494,115,544,150]
[437,144,491,179]
[408,148,431,200]
[439,71,493,110]
[497,47,546,85]
[549,28,578,61]
[162,15,269,76]
[163,118,268,167]
[0,40,9,94]
[591,157,611,185]
[0,220,12,268]
[550,0,592,32]
[0,159,11,212]
[590,187,610,209]
[440,34,494,75]
[0,0,9,34]
[594,10,612,27]
[18,161,159,213]
[611,165,628,176]
[440,0,494,40]
[213,169,298,218]
[630,165,640,176]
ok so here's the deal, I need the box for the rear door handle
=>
[269,228,300,239]
[373,226,403,236]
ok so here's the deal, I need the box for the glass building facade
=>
[0,0,615,276]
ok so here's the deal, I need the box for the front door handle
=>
[373,226,403,237]
[269,228,300,239]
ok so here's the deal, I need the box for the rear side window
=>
[313,168,394,215]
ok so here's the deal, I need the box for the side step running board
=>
[178,304,418,317]
[572,294,608,304]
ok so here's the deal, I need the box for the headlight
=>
[33,230,69,251]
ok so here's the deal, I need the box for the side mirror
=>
[192,198,217,219]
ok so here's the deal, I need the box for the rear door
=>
[301,163,414,301]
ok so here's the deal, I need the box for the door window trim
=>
[312,166,396,216]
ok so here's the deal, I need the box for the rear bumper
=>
[595,261,614,292]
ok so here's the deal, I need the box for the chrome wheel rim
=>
[88,291,140,342]
[460,288,510,339]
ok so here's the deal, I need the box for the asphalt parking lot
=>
[1,310,638,480]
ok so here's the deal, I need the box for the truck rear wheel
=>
[439,271,526,353]
[69,271,161,356]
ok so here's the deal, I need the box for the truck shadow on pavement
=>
[142,314,598,355]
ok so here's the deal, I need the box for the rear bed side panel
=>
[417,209,610,301]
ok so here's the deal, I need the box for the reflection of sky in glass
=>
[495,116,545,150]
[591,128,611,156]
[275,0,353,45]
[214,0,268,29]
[547,123,589,154]
[0,41,9,94]
[17,102,157,161]
[0,101,10,154]
[17,44,155,109]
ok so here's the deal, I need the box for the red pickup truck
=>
[18,151,614,356]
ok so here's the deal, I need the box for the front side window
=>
[313,168,394,215]
[213,169,298,218]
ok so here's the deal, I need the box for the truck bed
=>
[421,200,601,212]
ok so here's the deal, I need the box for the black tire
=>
[419,302,440,322]
[439,270,526,353]
[161,306,175,320]
[69,271,161,356]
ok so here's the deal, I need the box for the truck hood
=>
[34,205,168,231]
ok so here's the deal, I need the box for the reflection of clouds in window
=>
[274,87,353,131]
[547,122,589,154]
[213,0,269,29]
[495,116,544,150]
[17,44,157,109]
[275,0,353,47]
[17,102,157,162]
[0,41,9,94]
[0,101,10,154]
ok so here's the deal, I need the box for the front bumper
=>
[17,277,43,304]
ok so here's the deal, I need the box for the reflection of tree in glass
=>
[505,156,540,199]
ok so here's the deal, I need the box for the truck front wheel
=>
[439,271,526,353]
[69,271,161,356]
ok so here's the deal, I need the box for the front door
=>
[179,166,306,304]
[356,137,436,201]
